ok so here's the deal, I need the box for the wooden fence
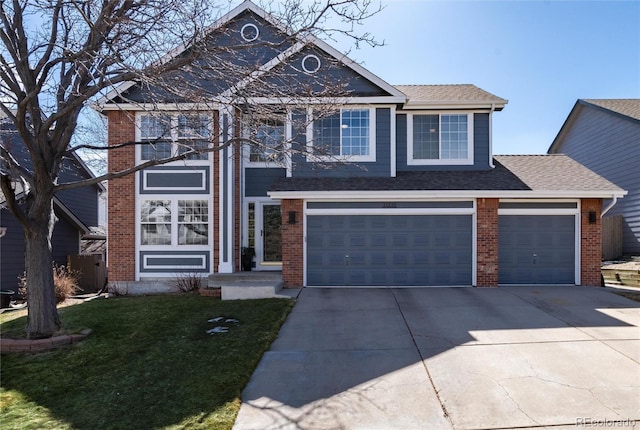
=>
[602,215,623,261]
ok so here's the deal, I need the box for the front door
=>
[248,202,282,270]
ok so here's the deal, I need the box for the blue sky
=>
[335,0,640,154]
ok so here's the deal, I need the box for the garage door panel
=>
[499,215,575,285]
[307,215,472,286]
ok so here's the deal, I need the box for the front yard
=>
[0,295,293,430]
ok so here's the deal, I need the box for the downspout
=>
[602,195,619,216]
[488,103,496,168]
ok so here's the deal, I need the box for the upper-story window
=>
[139,113,211,162]
[249,118,285,163]
[309,108,376,162]
[407,113,473,165]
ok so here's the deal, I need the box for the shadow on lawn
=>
[0,295,293,430]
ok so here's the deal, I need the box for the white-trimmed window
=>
[309,108,376,161]
[407,113,473,165]
[140,199,209,246]
[249,117,286,163]
[139,113,211,161]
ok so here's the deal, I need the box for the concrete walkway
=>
[233,287,640,430]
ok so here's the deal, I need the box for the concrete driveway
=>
[233,287,640,430]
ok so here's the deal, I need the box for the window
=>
[408,113,473,165]
[310,108,375,161]
[140,199,209,246]
[178,200,209,245]
[178,115,210,160]
[249,118,285,163]
[139,113,211,161]
[141,200,171,245]
[140,115,172,160]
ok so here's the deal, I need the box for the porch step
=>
[208,272,292,300]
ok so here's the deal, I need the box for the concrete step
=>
[208,272,289,300]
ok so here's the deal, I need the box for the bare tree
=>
[0,0,381,338]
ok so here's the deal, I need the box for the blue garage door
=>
[306,215,472,286]
[498,215,576,284]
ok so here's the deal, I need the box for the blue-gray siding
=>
[551,106,640,253]
[139,250,210,273]
[1,208,80,290]
[291,108,392,178]
[245,168,286,196]
[120,11,391,103]
[396,113,491,172]
[307,214,473,286]
[139,166,210,194]
[57,157,99,228]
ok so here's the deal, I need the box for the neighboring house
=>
[549,99,640,255]
[98,1,625,290]
[0,117,103,291]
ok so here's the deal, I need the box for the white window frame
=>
[407,112,474,166]
[306,107,376,163]
[243,112,291,168]
[136,112,213,164]
[137,197,212,249]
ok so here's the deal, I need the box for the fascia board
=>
[53,196,91,234]
[268,189,628,200]
[97,97,405,111]
[548,100,581,153]
[307,37,407,100]
[402,101,508,111]
[93,81,138,110]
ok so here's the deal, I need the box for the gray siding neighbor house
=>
[0,117,103,291]
[98,0,625,291]
[549,99,640,255]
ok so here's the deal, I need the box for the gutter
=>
[489,102,496,168]
[602,195,619,216]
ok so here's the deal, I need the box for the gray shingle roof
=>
[394,84,507,108]
[493,155,624,193]
[270,155,625,196]
[271,161,528,192]
[581,99,640,121]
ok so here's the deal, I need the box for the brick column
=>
[580,198,603,286]
[476,198,499,287]
[106,111,136,282]
[281,199,304,288]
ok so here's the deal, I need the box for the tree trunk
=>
[24,206,60,339]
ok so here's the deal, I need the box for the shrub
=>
[175,272,204,292]
[19,264,82,304]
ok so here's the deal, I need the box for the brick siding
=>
[106,111,136,282]
[476,198,499,287]
[281,199,304,288]
[580,198,603,286]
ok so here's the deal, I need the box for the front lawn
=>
[0,295,293,430]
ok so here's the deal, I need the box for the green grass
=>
[0,295,293,430]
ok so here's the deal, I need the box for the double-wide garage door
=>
[307,215,472,286]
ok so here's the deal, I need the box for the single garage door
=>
[307,215,472,286]
[498,215,576,284]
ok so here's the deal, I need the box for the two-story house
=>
[98,1,624,292]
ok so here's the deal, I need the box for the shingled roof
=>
[580,99,640,121]
[493,155,624,193]
[269,154,625,198]
[394,84,507,110]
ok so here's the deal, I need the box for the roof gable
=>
[99,1,404,107]
[549,98,640,153]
